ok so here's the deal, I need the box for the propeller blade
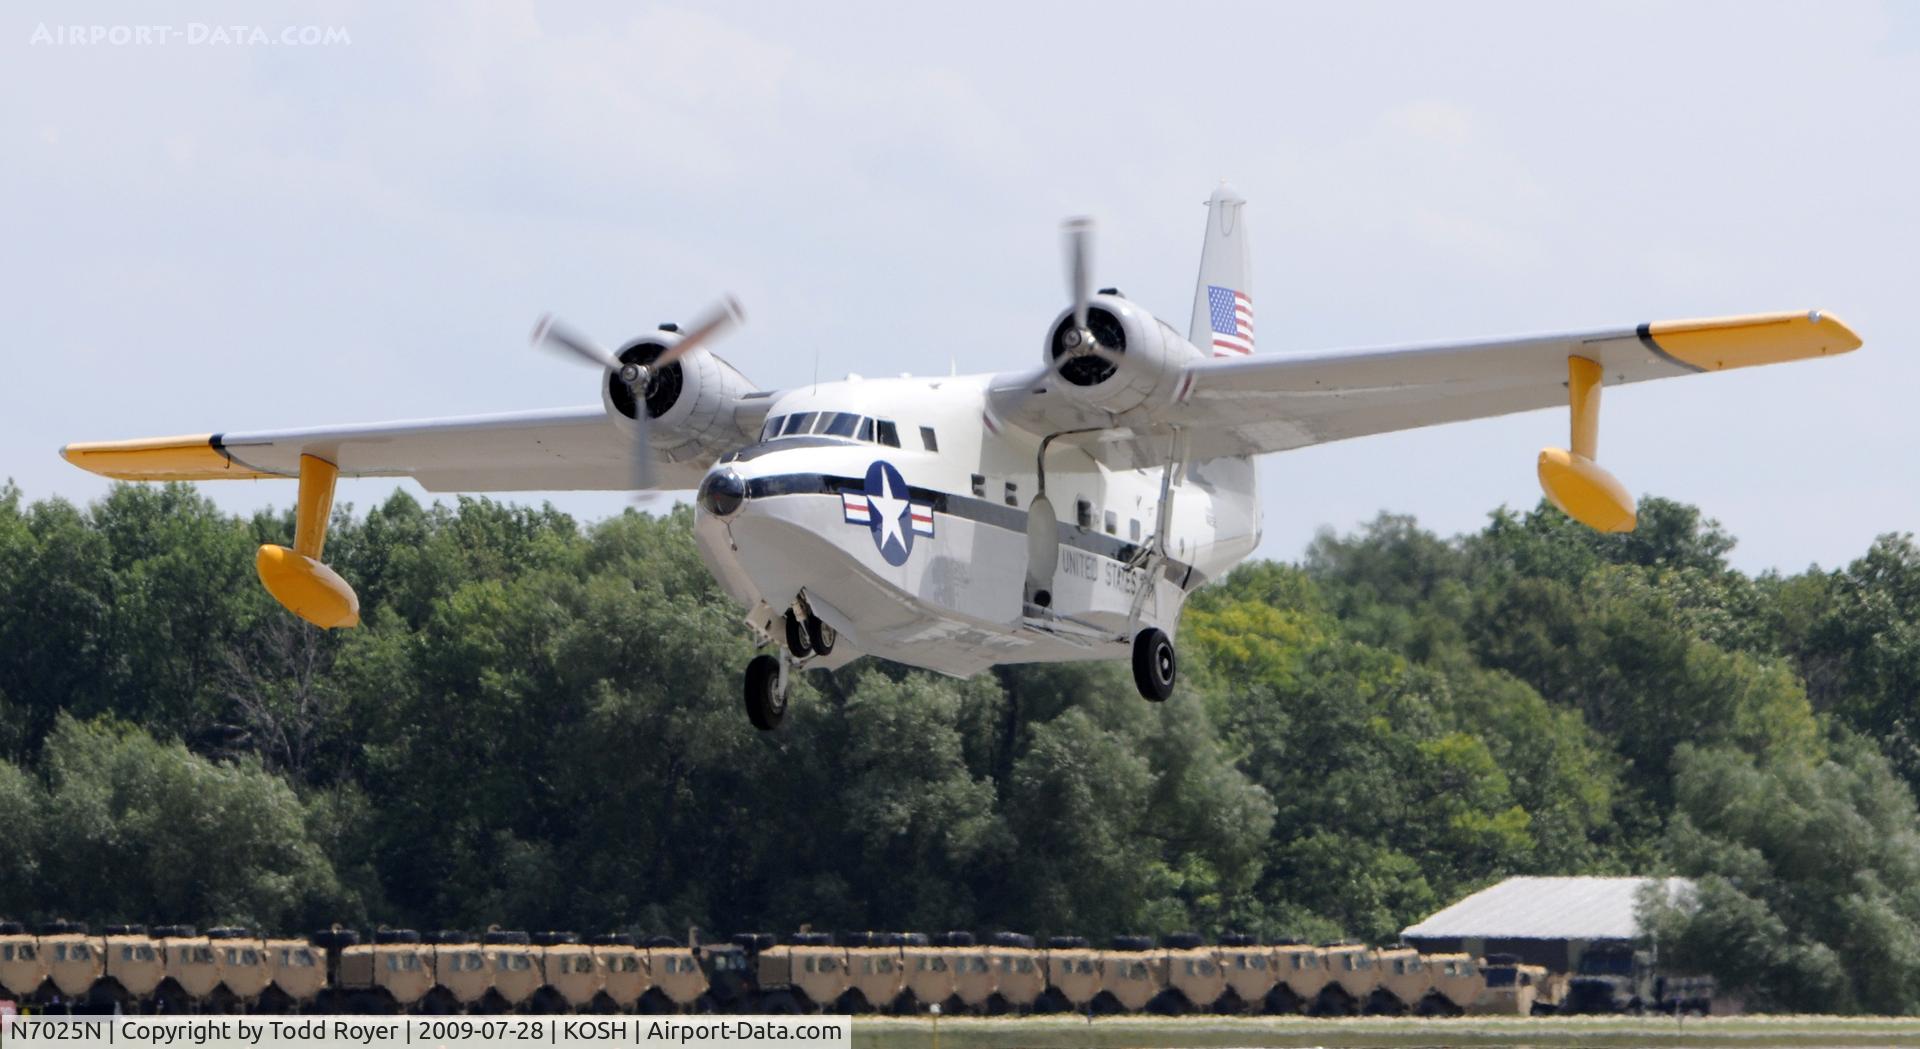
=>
[1063,217,1093,332]
[652,295,745,371]
[631,403,656,494]
[530,313,623,373]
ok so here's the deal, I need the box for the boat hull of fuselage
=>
[693,482,1190,679]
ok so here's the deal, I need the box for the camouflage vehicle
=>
[1318,943,1376,1014]
[1564,943,1715,1015]
[1214,939,1281,1012]
[1372,945,1428,1013]
[1419,951,1482,1015]
[101,926,165,1007]
[264,937,326,1009]
[1468,954,1564,1015]
[338,930,434,1011]
[0,922,45,999]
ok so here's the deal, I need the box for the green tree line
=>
[3,482,1920,1012]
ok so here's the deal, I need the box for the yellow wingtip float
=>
[257,454,361,629]
[1537,310,1860,532]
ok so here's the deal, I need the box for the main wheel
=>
[784,612,813,658]
[1132,628,1176,701]
[744,654,787,731]
[805,615,836,656]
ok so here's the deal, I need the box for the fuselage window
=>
[1129,518,1141,542]
[1076,499,1092,529]
[919,426,938,452]
[1004,481,1018,507]
[971,474,986,497]
[782,412,817,436]
[1104,510,1117,535]
[823,412,861,438]
[875,421,901,448]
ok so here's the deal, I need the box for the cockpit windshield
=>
[760,412,901,448]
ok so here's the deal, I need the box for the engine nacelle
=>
[1043,295,1206,414]
[601,329,760,464]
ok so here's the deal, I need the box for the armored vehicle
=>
[1418,951,1481,1015]
[1564,943,1715,1015]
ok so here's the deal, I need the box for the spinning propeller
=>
[1055,217,1123,383]
[530,296,745,492]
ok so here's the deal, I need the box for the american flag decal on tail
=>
[1207,285,1254,356]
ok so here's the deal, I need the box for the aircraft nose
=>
[696,466,747,519]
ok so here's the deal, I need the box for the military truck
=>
[1214,937,1281,1013]
[1469,953,1566,1015]
[1158,935,1223,1014]
[1564,943,1715,1015]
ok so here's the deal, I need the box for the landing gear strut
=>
[1132,628,1176,702]
[744,654,787,731]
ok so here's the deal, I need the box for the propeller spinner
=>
[530,296,745,493]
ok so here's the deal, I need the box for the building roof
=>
[1401,876,1693,941]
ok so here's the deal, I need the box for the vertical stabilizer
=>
[1188,182,1254,356]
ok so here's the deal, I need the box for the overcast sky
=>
[6,2,1913,574]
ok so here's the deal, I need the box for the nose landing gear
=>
[747,602,838,732]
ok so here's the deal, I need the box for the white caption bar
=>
[0,1018,849,1049]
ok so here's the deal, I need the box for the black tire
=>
[745,654,787,731]
[804,616,836,656]
[1162,931,1204,950]
[1132,628,1176,701]
[1111,935,1154,952]
[532,931,578,947]
[311,928,358,951]
[373,928,420,945]
[784,614,812,658]
[482,930,530,946]
[592,933,637,947]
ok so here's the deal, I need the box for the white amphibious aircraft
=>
[64,185,1860,730]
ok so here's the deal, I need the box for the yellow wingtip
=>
[1645,309,1861,371]
[60,433,276,481]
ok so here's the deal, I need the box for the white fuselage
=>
[692,374,1260,678]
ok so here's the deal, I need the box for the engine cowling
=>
[1043,294,1205,414]
[601,329,759,464]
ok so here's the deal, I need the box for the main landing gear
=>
[1132,627,1176,702]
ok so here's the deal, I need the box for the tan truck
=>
[645,942,710,1009]
[754,942,847,1012]
[1373,945,1428,1013]
[540,936,605,1011]
[843,946,905,1012]
[0,922,46,999]
[38,927,102,1001]
[984,933,1043,1013]
[592,936,650,1011]
[1042,940,1101,1011]
[1319,943,1376,1014]
[1104,945,1171,1013]
[338,930,435,1011]
[901,941,960,1010]
[1421,951,1482,1015]
[1215,939,1281,1012]
[265,938,327,1009]
[1273,943,1330,1011]
[1469,955,1558,1015]
[102,926,164,1007]
[212,930,272,1009]
[156,926,223,1006]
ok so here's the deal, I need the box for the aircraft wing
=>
[1002,310,1860,467]
[60,406,713,492]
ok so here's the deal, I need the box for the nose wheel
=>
[1132,628,1176,702]
[744,654,788,731]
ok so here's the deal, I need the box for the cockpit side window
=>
[761,416,785,441]
[875,421,901,448]
[781,412,817,436]
[823,412,861,438]
[856,417,874,442]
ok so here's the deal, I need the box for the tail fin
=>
[1188,182,1254,357]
